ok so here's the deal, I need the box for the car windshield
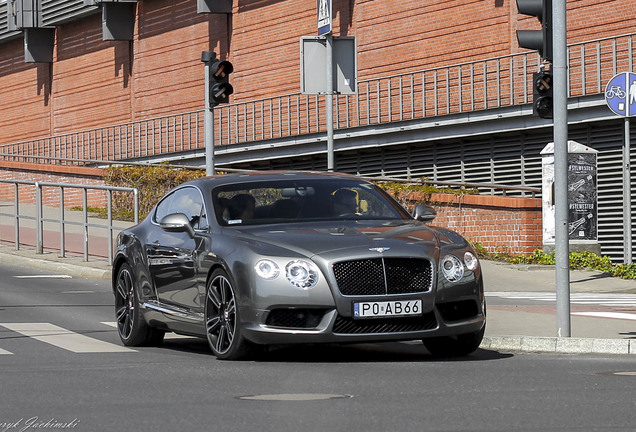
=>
[213,178,408,226]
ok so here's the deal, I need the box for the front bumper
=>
[240,297,486,345]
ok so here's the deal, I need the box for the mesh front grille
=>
[265,309,326,329]
[333,258,433,296]
[333,313,437,334]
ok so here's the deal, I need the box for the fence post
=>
[83,188,89,262]
[107,189,113,266]
[59,186,65,258]
[13,183,20,250]
[35,182,43,254]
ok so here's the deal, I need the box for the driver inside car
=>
[332,189,358,215]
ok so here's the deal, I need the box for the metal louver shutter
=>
[589,121,633,262]
[0,2,21,41]
[433,140,464,183]
[40,0,96,26]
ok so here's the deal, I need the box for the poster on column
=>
[567,153,597,240]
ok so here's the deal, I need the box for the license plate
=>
[353,300,422,319]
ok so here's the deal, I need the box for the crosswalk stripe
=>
[0,323,135,353]
[486,292,636,307]
[572,312,636,321]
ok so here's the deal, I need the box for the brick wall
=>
[0,0,635,145]
[0,162,107,208]
[427,193,542,255]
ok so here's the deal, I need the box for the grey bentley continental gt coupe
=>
[112,171,486,359]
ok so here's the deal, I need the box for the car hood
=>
[227,220,444,260]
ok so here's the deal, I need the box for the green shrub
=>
[103,164,205,221]
[612,263,636,279]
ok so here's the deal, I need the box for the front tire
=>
[205,269,252,360]
[422,326,485,357]
[114,263,165,347]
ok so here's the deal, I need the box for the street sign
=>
[317,0,331,35]
[605,72,636,117]
[300,36,356,94]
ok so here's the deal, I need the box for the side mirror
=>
[159,213,195,238]
[412,204,436,222]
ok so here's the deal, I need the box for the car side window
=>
[154,187,208,230]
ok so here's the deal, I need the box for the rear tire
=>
[422,326,485,357]
[114,263,165,347]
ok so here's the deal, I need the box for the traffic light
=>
[533,71,553,118]
[516,0,552,61]
[208,58,234,108]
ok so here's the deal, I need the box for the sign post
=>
[605,72,635,263]
[317,0,334,170]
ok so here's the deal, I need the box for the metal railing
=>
[0,180,139,265]
[0,33,635,165]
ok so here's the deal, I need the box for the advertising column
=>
[541,141,600,254]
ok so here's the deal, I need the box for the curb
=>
[481,336,636,355]
[0,251,111,280]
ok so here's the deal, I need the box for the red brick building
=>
[0,0,634,260]
[0,0,634,144]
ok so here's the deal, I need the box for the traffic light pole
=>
[202,52,215,176]
[552,0,570,337]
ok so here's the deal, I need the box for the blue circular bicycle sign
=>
[605,72,636,117]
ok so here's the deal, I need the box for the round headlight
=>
[255,259,280,280]
[285,260,319,290]
[464,251,479,271]
[442,254,464,282]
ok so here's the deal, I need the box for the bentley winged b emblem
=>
[369,247,390,253]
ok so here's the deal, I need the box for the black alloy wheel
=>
[205,269,252,360]
[114,263,164,346]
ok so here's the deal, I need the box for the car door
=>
[146,186,208,311]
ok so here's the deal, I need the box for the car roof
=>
[182,170,365,191]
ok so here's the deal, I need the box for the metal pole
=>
[553,0,571,337]
[326,33,334,171]
[35,182,43,254]
[202,51,215,176]
[83,188,89,262]
[625,117,632,263]
[14,183,19,250]
[59,186,65,258]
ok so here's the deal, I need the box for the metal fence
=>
[1,33,635,165]
[0,180,139,264]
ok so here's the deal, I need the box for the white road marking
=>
[61,291,96,294]
[0,348,13,355]
[0,323,135,353]
[14,275,72,279]
[487,292,636,307]
[572,311,636,321]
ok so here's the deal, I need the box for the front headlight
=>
[285,260,319,290]
[464,251,479,271]
[441,254,464,282]
[255,259,280,280]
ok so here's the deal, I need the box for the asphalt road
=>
[1,262,636,432]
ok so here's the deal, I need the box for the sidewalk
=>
[1,203,636,355]
[480,260,636,354]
